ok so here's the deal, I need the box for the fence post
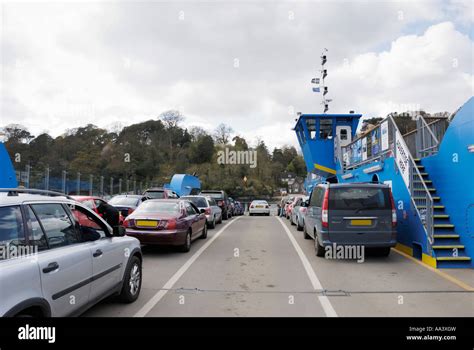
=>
[45,167,50,190]
[110,177,113,196]
[133,180,137,194]
[100,176,104,197]
[77,172,81,195]
[25,165,30,188]
[89,175,93,196]
[62,170,67,194]
[126,179,129,194]
[118,178,122,194]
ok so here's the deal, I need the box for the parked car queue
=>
[0,187,240,318]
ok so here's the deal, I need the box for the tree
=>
[159,110,184,128]
[214,123,233,145]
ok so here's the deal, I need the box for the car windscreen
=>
[134,201,179,214]
[252,201,268,205]
[144,190,165,199]
[201,192,223,199]
[182,197,208,207]
[329,187,390,210]
[109,196,139,206]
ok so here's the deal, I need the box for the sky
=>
[1,0,472,151]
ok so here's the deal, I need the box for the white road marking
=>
[277,217,338,317]
[134,216,242,317]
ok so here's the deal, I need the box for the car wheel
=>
[290,216,296,225]
[303,222,311,239]
[296,219,303,231]
[218,215,223,224]
[181,231,192,252]
[223,212,228,220]
[315,235,325,257]
[208,216,216,229]
[373,247,391,257]
[200,224,208,239]
[119,256,142,303]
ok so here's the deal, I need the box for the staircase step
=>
[432,245,464,250]
[433,214,449,219]
[414,158,421,162]
[417,165,425,169]
[415,197,441,202]
[436,256,471,261]
[427,188,437,192]
[420,172,429,176]
[434,224,455,229]
[417,205,444,210]
[434,234,459,239]
[414,180,432,184]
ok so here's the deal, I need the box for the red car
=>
[71,196,124,224]
[123,199,207,252]
[285,195,305,219]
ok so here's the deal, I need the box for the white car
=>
[181,195,222,228]
[249,200,271,216]
[0,189,143,317]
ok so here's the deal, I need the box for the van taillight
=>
[389,192,397,228]
[205,207,211,215]
[322,189,329,228]
[128,208,134,215]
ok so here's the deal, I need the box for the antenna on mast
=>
[311,48,331,113]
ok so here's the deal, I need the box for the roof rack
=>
[0,188,74,200]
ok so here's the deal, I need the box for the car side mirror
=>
[200,208,206,214]
[141,196,148,202]
[113,226,126,237]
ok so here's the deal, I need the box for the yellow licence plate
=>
[256,205,263,208]
[350,219,372,226]
[136,220,158,227]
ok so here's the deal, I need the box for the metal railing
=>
[335,116,436,251]
[15,167,152,198]
[403,116,448,158]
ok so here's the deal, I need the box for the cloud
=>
[0,1,472,153]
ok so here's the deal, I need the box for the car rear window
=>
[109,196,140,206]
[144,191,165,199]
[328,187,390,210]
[135,201,179,214]
[201,192,223,199]
[182,197,208,207]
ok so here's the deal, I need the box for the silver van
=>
[303,183,397,257]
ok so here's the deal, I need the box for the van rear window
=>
[328,187,390,210]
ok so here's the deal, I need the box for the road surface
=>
[84,214,474,317]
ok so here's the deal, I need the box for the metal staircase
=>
[336,113,470,268]
[413,158,471,267]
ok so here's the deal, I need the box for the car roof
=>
[0,193,76,207]
[112,194,142,198]
[144,198,181,203]
[71,195,101,200]
[324,182,390,188]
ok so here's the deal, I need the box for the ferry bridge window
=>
[305,119,316,139]
[319,119,333,140]
[340,129,348,140]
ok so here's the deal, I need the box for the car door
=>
[306,187,322,239]
[28,203,92,317]
[185,203,201,238]
[67,203,124,302]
